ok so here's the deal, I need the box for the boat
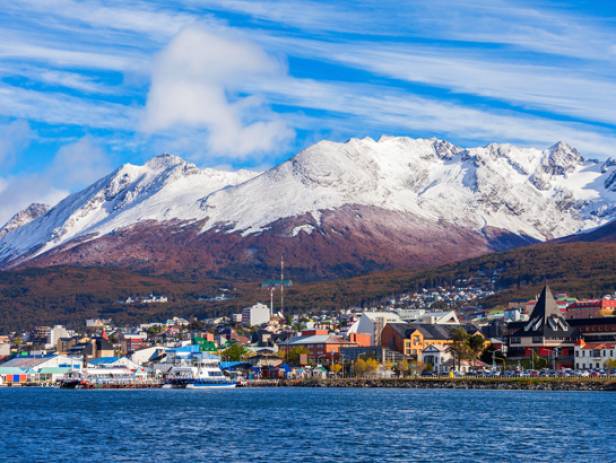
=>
[163,348,236,389]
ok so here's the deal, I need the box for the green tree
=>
[221,343,247,361]
[285,346,309,365]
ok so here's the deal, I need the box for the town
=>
[1,282,616,388]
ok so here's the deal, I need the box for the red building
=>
[281,330,357,364]
[564,299,616,319]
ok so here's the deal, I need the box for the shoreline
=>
[244,377,616,391]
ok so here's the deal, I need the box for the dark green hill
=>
[2,241,616,330]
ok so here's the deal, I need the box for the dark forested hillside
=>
[2,241,616,330]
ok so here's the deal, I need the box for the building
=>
[381,322,481,358]
[242,303,271,327]
[574,341,616,370]
[0,340,10,360]
[281,330,357,365]
[417,311,460,325]
[421,344,453,373]
[47,325,70,350]
[122,333,148,354]
[564,299,616,319]
[348,312,402,346]
[506,285,575,366]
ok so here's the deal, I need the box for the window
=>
[532,336,543,343]
[575,351,579,357]
[510,337,521,344]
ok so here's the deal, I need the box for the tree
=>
[606,359,616,369]
[468,335,485,360]
[398,359,410,377]
[330,363,343,375]
[366,358,380,376]
[286,346,309,365]
[354,358,368,376]
[449,328,472,371]
[221,343,246,361]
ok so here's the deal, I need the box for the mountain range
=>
[2,136,616,279]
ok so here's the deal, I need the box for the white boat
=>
[164,347,236,389]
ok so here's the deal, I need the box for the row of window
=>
[576,349,615,358]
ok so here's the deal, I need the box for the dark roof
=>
[512,284,573,337]
[386,322,479,341]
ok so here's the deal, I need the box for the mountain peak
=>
[0,203,50,238]
[544,141,583,175]
[144,153,191,170]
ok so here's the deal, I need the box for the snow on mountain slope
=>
[1,136,616,273]
[0,203,49,238]
[0,154,256,264]
[200,137,616,239]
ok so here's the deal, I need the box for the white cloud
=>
[141,24,294,158]
[0,136,111,224]
[0,120,33,169]
[0,84,136,129]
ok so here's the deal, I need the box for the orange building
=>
[381,323,482,358]
[282,330,357,364]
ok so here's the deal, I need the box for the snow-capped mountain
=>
[0,203,50,239]
[1,137,616,278]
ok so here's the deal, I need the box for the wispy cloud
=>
[0,0,615,219]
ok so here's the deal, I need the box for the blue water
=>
[1,387,615,462]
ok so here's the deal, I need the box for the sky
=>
[0,0,615,223]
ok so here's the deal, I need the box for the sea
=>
[1,387,614,462]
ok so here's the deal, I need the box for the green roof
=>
[0,367,28,375]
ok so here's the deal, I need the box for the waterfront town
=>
[1,283,616,388]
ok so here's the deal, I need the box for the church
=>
[506,284,576,367]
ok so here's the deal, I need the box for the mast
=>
[280,255,284,316]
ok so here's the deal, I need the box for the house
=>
[506,285,575,367]
[381,322,480,358]
[347,312,402,346]
[421,344,452,374]
[574,340,616,370]
[242,303,271,327]
[281,330,357,365]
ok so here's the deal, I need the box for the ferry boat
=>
[163,348,235,389]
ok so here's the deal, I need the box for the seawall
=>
[246,377,616,391]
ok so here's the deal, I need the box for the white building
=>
[574,342,616,370]
[420,344,452,374]
[46,325,71,349]
[396,308,426,322]
[348,312,402,346]
[242,303,271,327]
[418,311,460,325]
[0,341,10,358]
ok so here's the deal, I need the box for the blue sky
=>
[0,0,615,222]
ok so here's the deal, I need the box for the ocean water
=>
[0,387,614,462]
